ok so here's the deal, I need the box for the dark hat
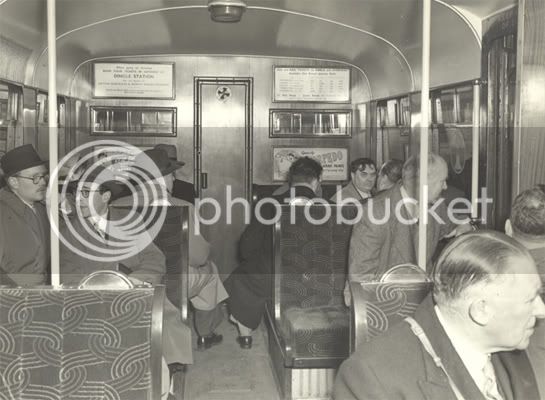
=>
[134,148,184,178]
[154,144,185,165]
[1,144,46,177]
[76,164,124,198]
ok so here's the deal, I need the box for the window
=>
[432,85,473,125]
[269,109,351,137]
[91,107,176,136]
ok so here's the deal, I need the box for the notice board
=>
[273,67,350,102]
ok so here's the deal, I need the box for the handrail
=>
[151,285,166,400]
[349,281,369,353]
[179,206,189,322]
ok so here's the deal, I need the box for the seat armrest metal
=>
[349,281,368,353]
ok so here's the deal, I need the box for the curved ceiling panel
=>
[0,0,513,99]
[33,8,414,97]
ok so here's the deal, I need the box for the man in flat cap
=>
[0,144,50,285]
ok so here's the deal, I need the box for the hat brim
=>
[161,161,184,176]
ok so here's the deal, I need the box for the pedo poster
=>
[273,147,348,182]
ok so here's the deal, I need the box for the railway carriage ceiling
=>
[0,0,515,99]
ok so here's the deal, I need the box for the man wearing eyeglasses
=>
[0,144,50,286]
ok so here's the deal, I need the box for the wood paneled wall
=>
[514,0,545,192]
[70,56,370,184]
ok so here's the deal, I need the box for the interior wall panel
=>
[514,0,545,192]
[70,55,369,185]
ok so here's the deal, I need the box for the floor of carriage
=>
[184,305,281,400]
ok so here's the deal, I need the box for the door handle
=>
[201,172,208,189]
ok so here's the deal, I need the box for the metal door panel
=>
[196,79,252,275]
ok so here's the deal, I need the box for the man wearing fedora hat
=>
[154,144,196,205]
[113,148,228,350]
[0,144,50,286]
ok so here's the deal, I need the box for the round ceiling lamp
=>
[207,0,247,22]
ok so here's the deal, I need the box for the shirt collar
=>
[353,185,371,200]
[87,210,108,233]
[11,190,36,212]
[435,305,490,392]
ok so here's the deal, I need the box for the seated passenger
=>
[0,144,50,286]
[154,143,197,205]
[112,148,228,349]
[348,153,470,282]
[376,159,403,192]
[334,231,545,400]
[59,165,196,370]
[330,157,376,204]
[225,157,324,349]
[505,186,545,397]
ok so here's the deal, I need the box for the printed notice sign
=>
[93,63,174,99]
[273,147,348,181]
[274,67,350,102]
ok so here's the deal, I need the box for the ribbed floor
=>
[184,306,281,400]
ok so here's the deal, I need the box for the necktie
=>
[482,356,504,400]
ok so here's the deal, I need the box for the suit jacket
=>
[349,183,455,280]
[172,179,196,205]
[59,208,165,285]
[333,295,541,400]
[0,188,50,285]
[528,246,545,399]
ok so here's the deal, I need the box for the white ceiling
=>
[0,0,516,99]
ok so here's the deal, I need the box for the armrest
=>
[349,281,368,354]
[151,285,166,400]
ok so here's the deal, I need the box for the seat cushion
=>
[280,305,349,359]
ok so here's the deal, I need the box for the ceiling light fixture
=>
[207,0,247,23]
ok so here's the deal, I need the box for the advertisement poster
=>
[273,147,348,181]
[93,63,174,99]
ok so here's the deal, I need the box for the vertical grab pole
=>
[47,0,60,288]
[471,81,480,219]
[418,0,431,270]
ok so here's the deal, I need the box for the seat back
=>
[112,205,189,322]
[350,280,432,352]
[0,285,165,400]
[379,263,430,283]
[271,204,356,367]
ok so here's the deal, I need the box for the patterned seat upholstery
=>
[0,286,164,400]
[271,205,355,367]
[113,205,189,321]
[350,281,433,352]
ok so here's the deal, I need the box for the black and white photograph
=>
[0,1,544,399]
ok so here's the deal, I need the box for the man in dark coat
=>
[0,144,50,285]
[505,186,545,398]
[154,144,196,205]
[225,157,324,348]
[334,231,544,400]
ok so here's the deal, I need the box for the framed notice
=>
[272,147,348,182]
[273,67,350,103]
[93,62,175,99]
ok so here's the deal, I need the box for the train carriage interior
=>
[1,0,544,399]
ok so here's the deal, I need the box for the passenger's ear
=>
[7,176,19,189]
[505,219,513,237]
[102,190,112,203]
[468,299,491,326]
